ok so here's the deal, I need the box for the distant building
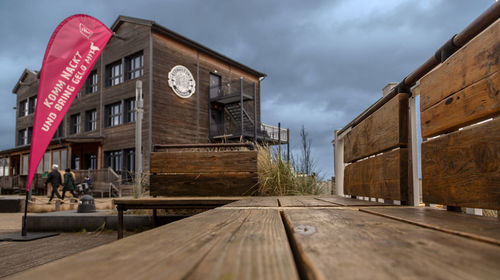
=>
[0,16,287,192]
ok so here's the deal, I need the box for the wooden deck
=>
[10,196,500,279]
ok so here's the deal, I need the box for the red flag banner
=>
[27,15,112,191]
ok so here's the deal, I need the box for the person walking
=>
[46,164,63,202]
[61,168,77,200]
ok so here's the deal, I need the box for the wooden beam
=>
[422,117,500,210]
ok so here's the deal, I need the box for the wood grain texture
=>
[150,151,258,173]
[114,197,243,208]
[315,196,387,207]
[278,196,339,207]
[150,173,258,197]
[222,197,279,207]
[344,148,408,201]
[421,71,500,138]
[360,207,500,245]
[344,94,408,163]
[422,117,500,210]
[11,209,298,280]
[283,208,500,280]
[421,19,500,111]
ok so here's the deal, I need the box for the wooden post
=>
[287,129,290,162]
[253,83,257,140]
[196,52,200,143]
[240,78,244,138]
[409,85,420,206]
[278,122,281,157]
[117,205,124,239]
[152,208,157,227]
[334,130,345,196]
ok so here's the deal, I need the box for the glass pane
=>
[60,150,67,170]
[43,152,50,171]
[22,155,29,175]
[52,151,60,167]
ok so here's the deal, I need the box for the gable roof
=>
[12,69,39,94]
[111,15,266,78]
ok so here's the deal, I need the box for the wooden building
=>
[0,15,288,192]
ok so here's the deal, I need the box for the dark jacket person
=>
[46,164,62,202]
[62,168,77,200]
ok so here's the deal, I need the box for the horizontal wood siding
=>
[150,151,258,173]
[344,94,408,163]
[421,70,500,138]
[150,173,258,196]
[422,118,500,210]
[344,148,408,201]
[420,19,500,111]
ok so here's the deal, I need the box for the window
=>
[53,121,64,139]
[104,150,123,173]
[125,51,144,80]
[105,60,123,87]
[209,73,222,99]
[85,109,97,131]
[19,100,28,117]
[70,113,81,134]
[105,102,122,127]
[124,98,136,123]
[85,70,98,94]
[17,127,32,146]
[28,97,36,114]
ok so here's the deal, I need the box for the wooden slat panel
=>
[360,207,500,245]
[150,151,258,173]
[150,173,258,197]
[12,209,298,280]
[344,94,408,163]
[283,209,500,279]
[222,197,279,207]
[278,196,339,207]
[316,196,387,207]
[421,71,500,138]
[344,148,408,201]
[422,117,500,210]
[421,19,500,111]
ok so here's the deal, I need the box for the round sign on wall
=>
[167,65,196,99]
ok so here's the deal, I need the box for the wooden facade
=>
[1,15,285,191]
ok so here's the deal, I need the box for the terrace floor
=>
[5,196,500,279]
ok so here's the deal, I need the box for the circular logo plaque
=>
[168,65,196,98]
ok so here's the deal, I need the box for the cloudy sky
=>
[0,0,495,178]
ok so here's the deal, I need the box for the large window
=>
[104,150,123,173]
[124,98,136,123]
[17,127,32,146]
[105,102,122,127]
[19,100,28,117]
[85,109,97,131]
[125,51,144,80]
[70,113,81,134]
[53,121,64,139]
[28,97,36,114]
[105,60,123,87]
[85,70,98,94]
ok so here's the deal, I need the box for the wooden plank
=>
[113,197,243,208]
[150,151,258,173]
[282,208,500,279]
[421,19,500,111]
[421,71,500,138]
[150,173,258,197]
[278,196,339,207]
[222,197,279,207]
[360,207,500,246]
[344,93,408,163]
[422,117,500,210]
[11,209,298,280]
[316,196,387,207]
[344,148,408,201]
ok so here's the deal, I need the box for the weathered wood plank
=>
[344,148,408,201]
[421,19,500,111]
[422,117,500,210]
[150,173,258,197]
[113,197,243,208]
[360,207,500,245]
[11,209,298,280]
[421,71,500,138]
[150,151,258,173]
[344,93,408,163]
[222,197,279,207]
[283,208,500,279]
[316,196,387,207]
[278,196,339,207]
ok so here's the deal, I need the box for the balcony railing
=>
[261,123,288,142]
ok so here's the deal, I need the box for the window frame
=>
[85,109,97,132]
[125,51,144,80]
[69,113,81,135]
[124,98,136,123]
[85,70,98,94]
[105,60,123,87]
[105,102,122,127]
